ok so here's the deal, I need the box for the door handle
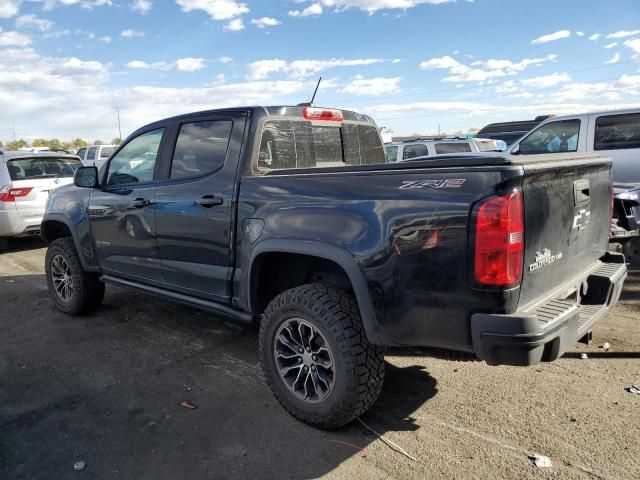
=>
[196,195,224,208]
[130,198,151,208]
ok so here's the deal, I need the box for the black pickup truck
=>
[42,106,627,428]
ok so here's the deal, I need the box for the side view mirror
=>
[510,144,520,155]
[74,166,99,188]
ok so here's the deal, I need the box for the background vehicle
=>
[76,144,116,169]
[385,138,506,162]
[0,151,82,250]
[476,115,552,146]
[42,106,626,429]
[508,109,640,254]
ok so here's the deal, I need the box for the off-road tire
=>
[45,237,105,315]
[259,283,385,429]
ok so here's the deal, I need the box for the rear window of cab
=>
[257,120,386,173]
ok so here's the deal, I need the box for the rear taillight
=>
[303,107,343,122]
[0,185,33,202]
[474,190,524,287]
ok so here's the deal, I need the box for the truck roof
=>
[129,105,377,138]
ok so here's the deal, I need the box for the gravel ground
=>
[1,237,638,480]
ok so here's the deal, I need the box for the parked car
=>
[476,115,553,146]
[76,145,116,168]
[385,138,505,163]
[0,151,82,250]
[507,109,640,254]
[42,105,626,429]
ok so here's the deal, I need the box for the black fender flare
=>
[248,239,382,344]
[41,214,100,272]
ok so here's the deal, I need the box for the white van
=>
[508,109,640,246]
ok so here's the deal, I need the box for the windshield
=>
[7,157,82,180]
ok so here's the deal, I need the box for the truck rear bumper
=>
[471,252,627,366]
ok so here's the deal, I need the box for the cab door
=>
[88,128,167,283]
[154,112,247,302]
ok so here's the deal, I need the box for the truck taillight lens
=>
[474,190,524,287]
[0,185,33,202]
[303,107,343,122]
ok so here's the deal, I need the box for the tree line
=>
[0,138,123,151]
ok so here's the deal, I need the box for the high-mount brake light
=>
[303,107,343,122]
[474,190,524,287]
[0,185,33,202]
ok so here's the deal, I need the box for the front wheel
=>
[45,237,105,315]
[259,284,385,429]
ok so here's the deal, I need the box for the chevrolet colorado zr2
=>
[41,106,627,428]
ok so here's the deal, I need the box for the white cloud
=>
[127,57,206,72]
[250,17,281,28]
[15,14,54,32]
[0,46,311,140]
[127,60,170,70]
[605,53,621,65]
[218,56,233,63]
[99,35,112,44]
[614,74,640,90]
[531,30,571,45]
[131,0,152,14]
[625,38,640,57]
[606,30,640,39]
[175,0,248,20]
[576,31,584,37]
[224,18,244,31]
[339,75,401,95]
[121,29,145,38]
[589,33,601,41]
[604,42,617,49]
[0,27,31,46]
[521,72,571,88]
[0,0,20,18]
[420,54,557,83]
[291,0,455,15]
[288,3,322,17]
[42,0,114,10]
[176,57,205,71]
[247,57,384,80]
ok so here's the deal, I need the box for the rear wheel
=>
[259,284,385,429]
[45,237,105,315]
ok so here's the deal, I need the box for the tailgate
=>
[519,155,612,306]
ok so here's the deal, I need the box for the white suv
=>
[76,144,116,168]
[0,151,82,250]
[385,138,506,162]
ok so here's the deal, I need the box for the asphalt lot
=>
[1,237,639,480]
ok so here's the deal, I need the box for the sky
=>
[0,0,640,142]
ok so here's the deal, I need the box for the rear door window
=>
[434,142,472,154]
[257,121,385,172]
[402,144,429,160]
[87,147,97,161]
[7,157,82,180]
[519,120,580,154]
[170,119,233,179]
[594,113,640,151]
